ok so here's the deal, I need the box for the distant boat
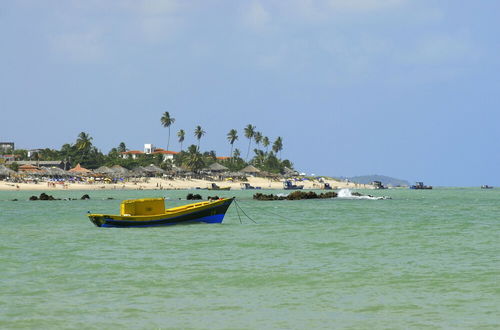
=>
[241,182,261,190]
[481,185,494,189]
[88,197,234,228]
[371,180,387,189]
[283,180,304,190]
[410,182,432,189]
[207,182,231,191]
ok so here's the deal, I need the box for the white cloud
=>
[243,1,271,31]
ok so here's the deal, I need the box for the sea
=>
[0,188,498,329]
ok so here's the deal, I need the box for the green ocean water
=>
[0,188,498,329]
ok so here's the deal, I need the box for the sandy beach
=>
[0,177,372,191]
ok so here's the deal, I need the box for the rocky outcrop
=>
[253,191,338,201]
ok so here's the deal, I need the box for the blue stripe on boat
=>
[100,214,225,228]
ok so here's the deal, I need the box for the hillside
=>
[348,175,410,187]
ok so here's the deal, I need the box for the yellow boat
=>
[88,197,234,228]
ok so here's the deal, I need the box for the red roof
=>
[152,150,178,155]
[217,156,230,160]
[121,150,144,155]
[68,163,91,173]
[19,164,39,170]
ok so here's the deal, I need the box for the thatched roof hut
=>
[282,167,299,177]
[94,166,113,175]
[240,165,261,175]
[45,167,70,176]
[110,165,130,177]
[206,162,229,172]
[0,165,15,177]
[143,164,165,175]
[131,166,147,176]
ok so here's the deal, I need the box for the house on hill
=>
[151,149,178,161]
[0,142,14,152]
[121,150,144,160]
[121,144,178,161]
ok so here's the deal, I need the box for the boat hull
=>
[88,198,233,228]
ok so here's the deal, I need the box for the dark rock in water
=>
[81,194,90,200]
[106,197,114,200]
[351,192,362,196]
[207,196,219,201]
[11,199,18,201]
[187,193,202,200]
[39,193,55,200]
[29,196,38,201]
[253,191,338,201]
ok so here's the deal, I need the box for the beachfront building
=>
[121,150,144,160]
[151,149,178,162]
[121,144,178,162]
[0,154,17,163]
[144,144,154,154]
[0,142,14,152]
[27,149,42,158]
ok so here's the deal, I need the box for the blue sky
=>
[1,0,499,186]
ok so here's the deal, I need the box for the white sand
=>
[0,177,372,191]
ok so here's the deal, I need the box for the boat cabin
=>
[371,181,386,189]
[410,182,432,189]
[121,198,165,216]
[283,180,304,190]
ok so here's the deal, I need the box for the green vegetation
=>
[2,114,294,174]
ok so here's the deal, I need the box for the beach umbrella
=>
[68,163,92,174]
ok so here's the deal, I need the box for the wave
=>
[337,188,390,200]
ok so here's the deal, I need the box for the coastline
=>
[0,177,371,191]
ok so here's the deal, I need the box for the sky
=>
[1,0,500,186]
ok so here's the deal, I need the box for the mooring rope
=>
[235,199,289,221]
[234,199,243,224]
[233,199,257,224]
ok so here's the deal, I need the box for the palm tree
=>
[227,129,238,162]
[76,132,93,153]
[253,148,265,167]
[272,136,283,159]
[262,136,270,153]
[177,129,185,151]
[254,132,263,148]
[184,144,205,172]
[233,148,241,159]
[194,125,205,150]
[160,111,175,151]
[117,142,127,153]
[244,124,256,162]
